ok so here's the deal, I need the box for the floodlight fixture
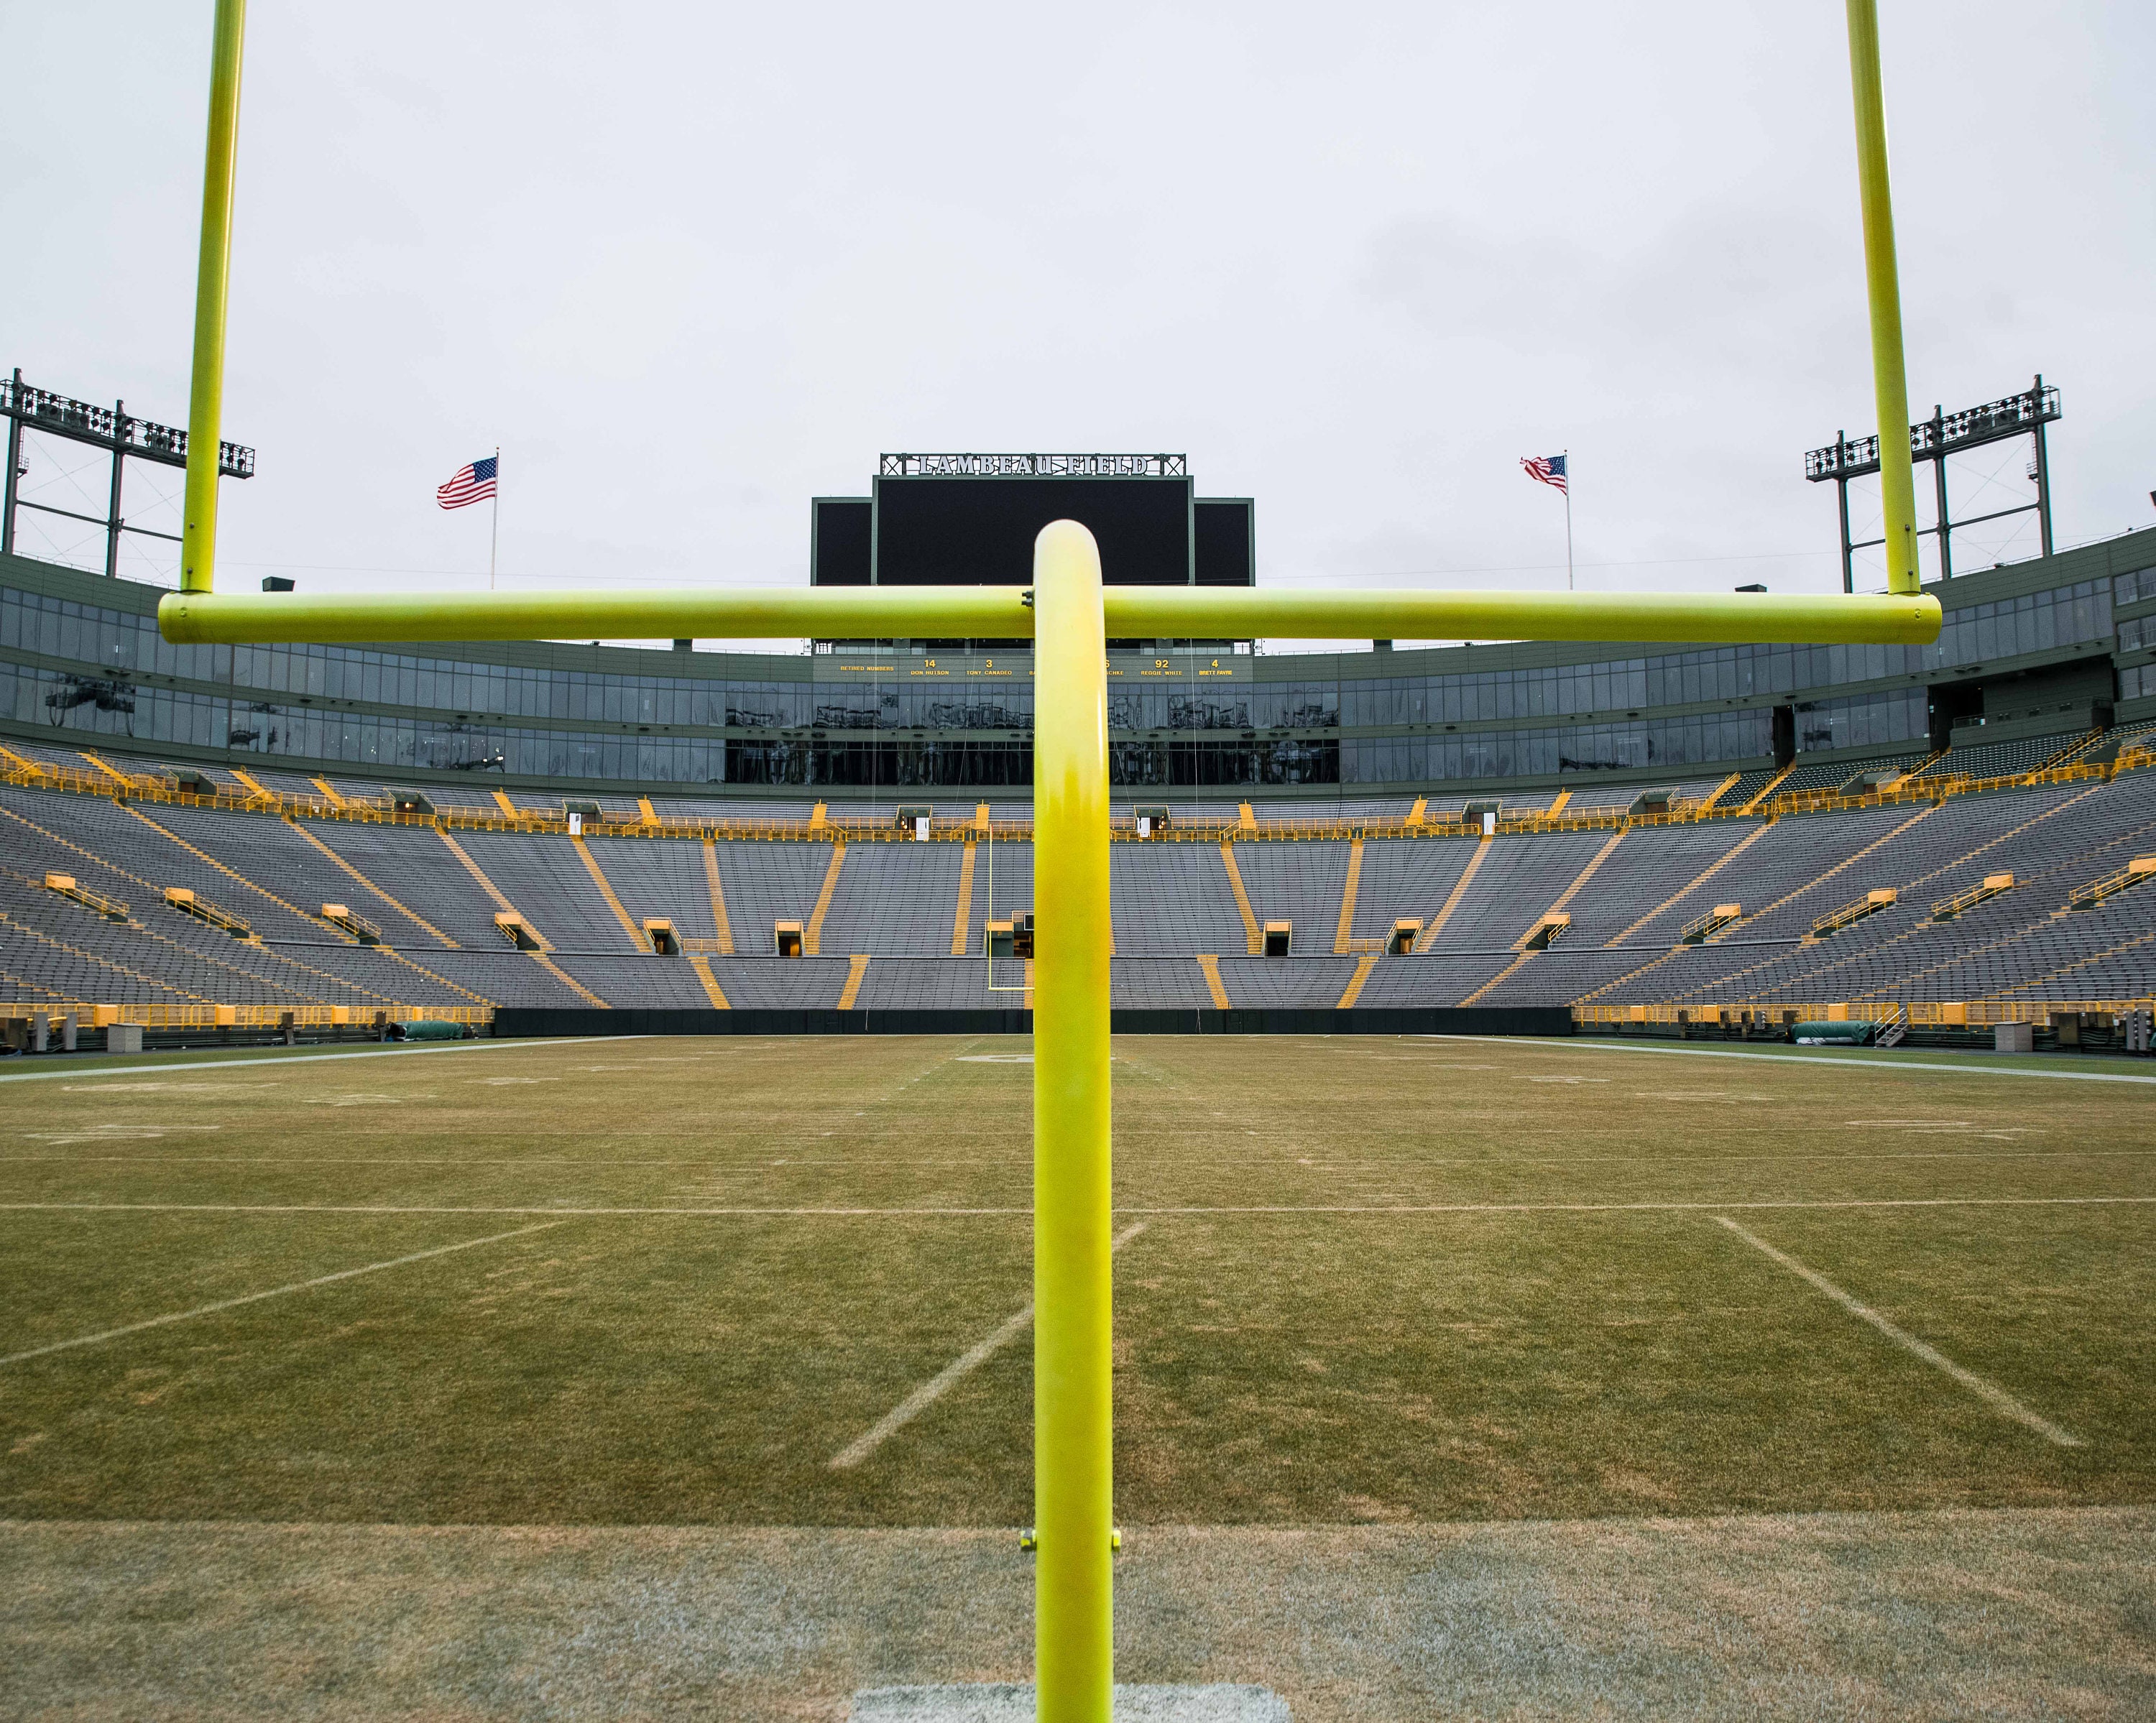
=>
[1807,379,2060,588]
[0,371,254,578]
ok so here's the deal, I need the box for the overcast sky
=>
[8,2,2154,650]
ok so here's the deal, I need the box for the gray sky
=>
[8,2,2154,649]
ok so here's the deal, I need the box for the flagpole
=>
[489,446,499,591]
[1561,448,1578,595]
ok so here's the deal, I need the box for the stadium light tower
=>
[164,3,1937,1717]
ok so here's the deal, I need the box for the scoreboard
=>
[812,456,1252,590]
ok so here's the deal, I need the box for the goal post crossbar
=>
[157,583,1940,649]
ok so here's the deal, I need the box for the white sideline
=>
[829,1221,1149,1470]
[0,1037,646,1084]
[1430,1035,2156,1085]
[3,1197,2153,1219]
[1712,1214,2082,1448]
[0,1221,566,1367]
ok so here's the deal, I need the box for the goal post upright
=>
[1844,0,1921,596]
[1028,522,1116,1721]
[179,0,247,597]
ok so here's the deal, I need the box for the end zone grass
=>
[2,1033,2150,1526]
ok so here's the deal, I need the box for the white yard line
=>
[9,1147,2151,1168]
[0,1038,646,1084]
[1429,1036,2156,1086]
[0,1221,566,1367]
[1712,1214,2083,1448]
[829,1222,1149,1471]
[2,1197,2151,1219]
[2,1202,1033,1216]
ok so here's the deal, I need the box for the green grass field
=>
[5,1032,2151,1525]
[3,1032,2153,1717]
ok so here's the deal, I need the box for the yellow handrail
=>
[1576,999,2149,1028]
[0,1002,491,1027]
[6,748,2138,853]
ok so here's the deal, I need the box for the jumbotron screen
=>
[873,476,1194,586]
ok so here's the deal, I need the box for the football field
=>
[3,1031,2153,1717]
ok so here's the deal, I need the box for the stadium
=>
[3,502,2153,1044]
[5,5,2154,1722]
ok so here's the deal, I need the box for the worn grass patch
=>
[5,1510,2153,1721]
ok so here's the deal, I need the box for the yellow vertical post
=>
[1844,0,1920,596]
[180,0,248,595]
[1030,520,1114,1721]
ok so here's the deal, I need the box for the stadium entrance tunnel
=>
[643,918,681,955]
[1523,913,1571,951]
[986,914,1036,960]
[775,920,803,958]
[1263,920,1292,957]
[494,913,540,950]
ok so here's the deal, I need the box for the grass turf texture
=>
[2,1033,2150,1528]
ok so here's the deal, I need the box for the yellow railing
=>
[1574,999,2151,1028]
[2066,856,2156,912]
[1678,904,1741,943]
[1931,873,2014,921]
[1765,777,1940,816]
[4,731,2148,849]
[1810,887,1897,940]
[0,1002,493,1028]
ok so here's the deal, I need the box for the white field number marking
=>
[829,1221,1149,1470]
[21,1124,221,1145]
[0,1222,568,1367]
[59,1083,272,1094]
[1712,1214,2081,1448]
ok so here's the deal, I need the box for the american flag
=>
[436,455,498,510]
[1519,453,1567,495]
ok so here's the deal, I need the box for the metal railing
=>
[0,1002,491,1028]
[5,728,2149,847]
[1575,999,2151,1028]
